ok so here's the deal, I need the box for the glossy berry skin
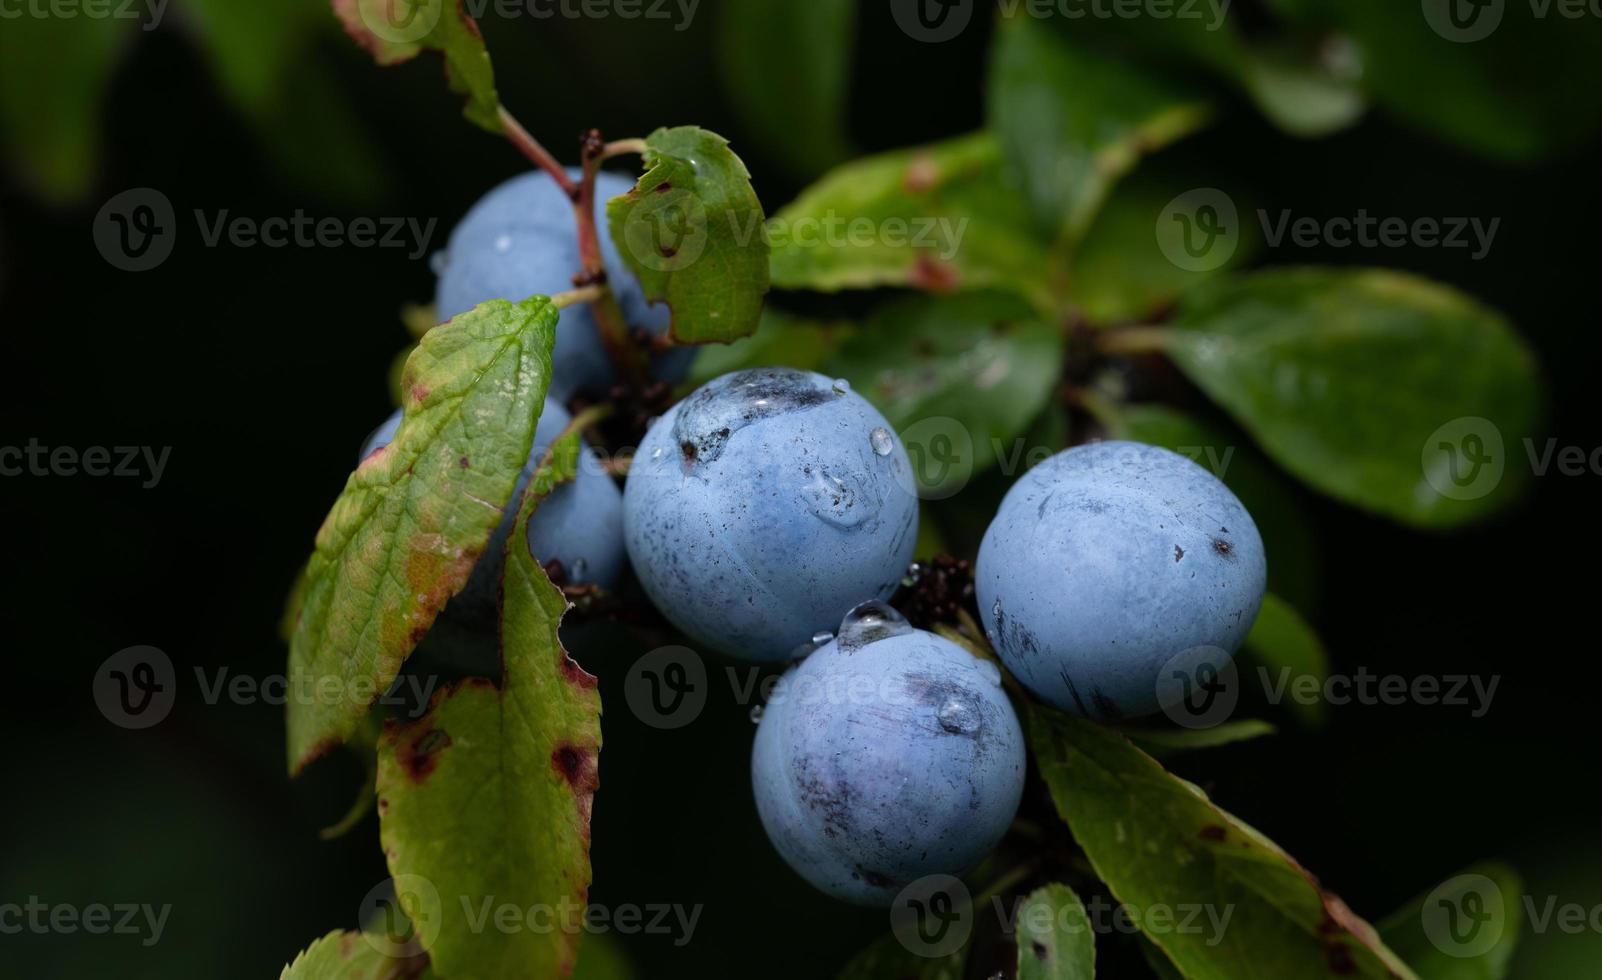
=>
[976,441,1267,720]
[751,605,1025,906]
[434,169,689,398]
[361,399,625,626]
[624,368,919,662]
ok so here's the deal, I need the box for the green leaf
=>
[1015,883,1096,980]
[376,420,602,979]
[286,296,558,772]
[716,0,855,178]
[768,132,1060,313]
[1242,594,1330,729]
[1097,403,1318,611]
[331,0,501,131]
[837,935,966,980]
[1030,706,1420,979]
[988,14,1211,241]
[1068,167,1257,324]
[0,16,132,204]
[688,307,851,386]
[823,291,1064,498]
[1160,269,1542,528]
[1379,863,1524,980]
[573,933,634,980]
[279,931,429,980]
[608,126,770,343]
[1236,37,1366,139]
[1264,0,1602,161]
[1031,12,1366,142]
[1140,936,1187,980]
[1124,719,1278,758]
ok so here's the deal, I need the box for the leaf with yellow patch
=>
[286,296,558,772]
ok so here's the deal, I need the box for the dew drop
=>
[832,378,852,395]
[788,630,834,661]
[493,233,514,255]
[749,704,765,724]
[870,426,894,457]
[838,601,913,653]
[800,467,876,530]
[901,561,924,589]
[937,697,981,735]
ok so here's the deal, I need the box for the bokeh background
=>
[2,1,1600,976]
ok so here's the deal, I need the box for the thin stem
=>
[1097,325,1171,356]
[574,129,607,279]
[550,285,605,310]
[571,128,647,387]
[498,106,575,195]
[602,138,648,160]
[1071,387,1121,428]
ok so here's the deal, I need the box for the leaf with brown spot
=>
[607,126,770,344]
[769,132,1063,315]
[376,422,601,979]
[330,0,500,131]
[285,295,558,772]
[1030,706,1421,979]
[1015,883,1096,980]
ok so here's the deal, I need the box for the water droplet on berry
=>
[937,697,980,735]
[832,378,851,394]
[838,601,912,652]
[800,467,875,530]
[902,561,924,588]
[812,630,834,647]
[870,427,894,456]
[749,704,765,724]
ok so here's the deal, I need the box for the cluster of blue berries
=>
[368,173,1267,907]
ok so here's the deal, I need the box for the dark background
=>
[2,2,1600,977]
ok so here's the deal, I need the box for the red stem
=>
[498,106,575,196]
[572,129,646,387]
